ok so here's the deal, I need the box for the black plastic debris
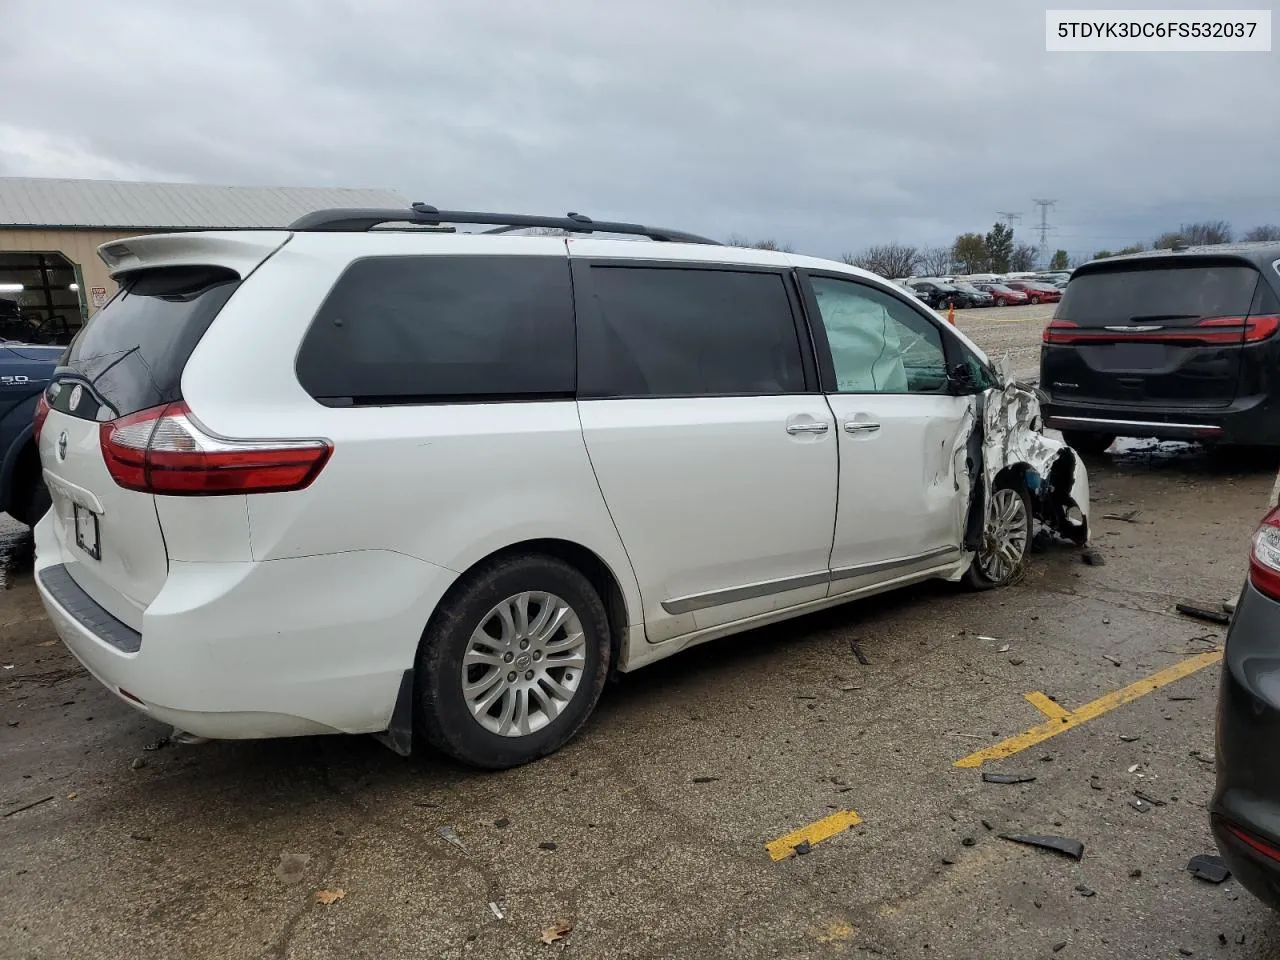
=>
[1175,602,1231,626]
[493,818,510,829]
[1187,854,1231,883]
[961,837,976,847]
[1102,509,1142,523]
[941,855,955,865]
[1082,549,1106,566]
[793,839,812,856]
[1129,798,1150,814]
[1168,695,1197,702]
[539,841,558,851]
[1075,884,1096,897]
[1052,941,1068,953]
[850,640,871,666]
[983,772,1036,784]
[691,776,720,784]
[981,819,994,831]
[999,833,1084,860]
[1129,869,1142,878]
[1134,790,1165,807]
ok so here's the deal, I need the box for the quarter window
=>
[809,277,949,394]
[296,255,576,404]
[577,266,805,398]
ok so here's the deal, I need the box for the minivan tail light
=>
[1043,315,1280,346]
[1042,319,1078,343]
[1249,507,1280,602]
[33,393,50,443]
[100,402,332,496]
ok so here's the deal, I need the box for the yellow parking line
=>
[1025,691,1071,721]
[766,809,863,861]
[955,648,1222,768]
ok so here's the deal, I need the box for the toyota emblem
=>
[57,431,68,461]
[68,384,83,411]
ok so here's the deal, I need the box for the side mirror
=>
[947,363,981,395]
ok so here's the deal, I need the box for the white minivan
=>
[33,205,1089,768]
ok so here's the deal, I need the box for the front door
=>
[798,272,971,593]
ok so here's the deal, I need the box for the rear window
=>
[296,255,575,404]
[1058,262,1265,326]
[59,266,239,418]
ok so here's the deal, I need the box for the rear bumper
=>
[1212,581,1280,909]
[33,514,458,741]
[1042,393,1279,445]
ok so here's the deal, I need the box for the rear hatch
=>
[1043,257,1279,408]
[38,235,286,630]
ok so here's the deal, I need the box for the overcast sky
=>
[1,0,1276,259]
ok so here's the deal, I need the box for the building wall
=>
[0,228,145,317]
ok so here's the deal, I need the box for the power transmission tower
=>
[997,211,1022,227]
[1031,199,1057,249]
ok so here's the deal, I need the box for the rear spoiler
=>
[97,231,292,280]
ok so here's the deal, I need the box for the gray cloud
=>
[1,0,1276,258]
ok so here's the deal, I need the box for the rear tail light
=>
[33,393,50,443]
[1043,315,1280,346]
[1249,507,1280,602]
[100,401,332,496]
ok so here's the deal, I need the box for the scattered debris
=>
[975,635,1003,643]
[998,643,1011,654]
[1075,884,1096,897]
[1129,869,1142,878]
[540,920,574,945]
[1082,549,1106,566]
[1129,798,1150,814]
[1009,658,1025,666]
[66,792,77,800]
[983,772,1036,784]
[839,683,861,692]
[5,720,16,728]
[849,641,871,666]
[2,795,54,818]
[313,889,345,905]
[1103,654,1123,667]
[1175,603,1231,626]
[437,826,467,853]
[1089,777,1103,791]
[999,834,1084,861]
[793,839,812,856]
[494,817,510,829]
[1052,941,1068,953]
[1223,599,1237,615]
[1134,790,1165,807]
[539,841,558,851]
[1127,764,1141,774]
[169,729,209,746]
[941,855,955,865]
[488,901,505,920]
[1168,695,1197,702]
[1187,854,1231,884]
[1102,509,1142,523]
[1119,734,1140,742]
[130,757,147,771]
[961,837,976,847]
[981,819,994,831]
[691,776,720,784]
[1219,934,1228,946]
[142,736,171,752]
[2,664,13,671]
[129,832,152,842]
[1178,949,1192,957]
[1189,750,1214,765]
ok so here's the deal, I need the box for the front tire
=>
[416,554,611,769]
[964,482,1032,590]
[1061,430,1116,456]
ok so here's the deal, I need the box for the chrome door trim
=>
[829,545,961,583]
[661,570,830,615]
[1046,415,1222,433]
[661,545,964,614]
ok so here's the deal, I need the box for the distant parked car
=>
[910,280,976,309]
[1,339,61,525]
[973,283,1030,306]
[1041,242,1280,452]
[1003,280,1062,304]
[949,282,995,308]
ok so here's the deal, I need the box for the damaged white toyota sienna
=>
[33,205,1089,769]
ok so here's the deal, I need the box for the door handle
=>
[844,421,881,434]
[786,422,830,435]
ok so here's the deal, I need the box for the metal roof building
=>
[0,177,408,342]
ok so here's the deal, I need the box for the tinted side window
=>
[577,266,805,398]
[59,266,240,418]
[296,255,575,404]
[809,276,949,394]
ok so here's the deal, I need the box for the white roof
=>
[0,177,410,230]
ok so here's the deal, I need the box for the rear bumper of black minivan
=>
[1043,393,1280,446]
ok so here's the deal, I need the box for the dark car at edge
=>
[1,339,61,525]
[1212,504,1280,909]
[1039,242,1280,453]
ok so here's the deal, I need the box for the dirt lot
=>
[4,328,1280,957]
[953,302,1057,379]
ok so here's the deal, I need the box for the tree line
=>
[729,220,1280,279]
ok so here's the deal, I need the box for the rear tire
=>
[964,482,1032,590]
[6,470,49,528]
[415,553,611,769]
[1061,430,1116,456]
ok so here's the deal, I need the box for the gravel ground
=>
[952,302,1057,379]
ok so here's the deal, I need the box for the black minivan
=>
[1040,243,1280,452]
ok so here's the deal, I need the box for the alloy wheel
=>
[977,488,1029,584]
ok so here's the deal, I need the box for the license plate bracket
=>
[73,503,101,561]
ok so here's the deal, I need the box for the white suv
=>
[33,205,1090,769]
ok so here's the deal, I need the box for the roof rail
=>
[286,203,720,245]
